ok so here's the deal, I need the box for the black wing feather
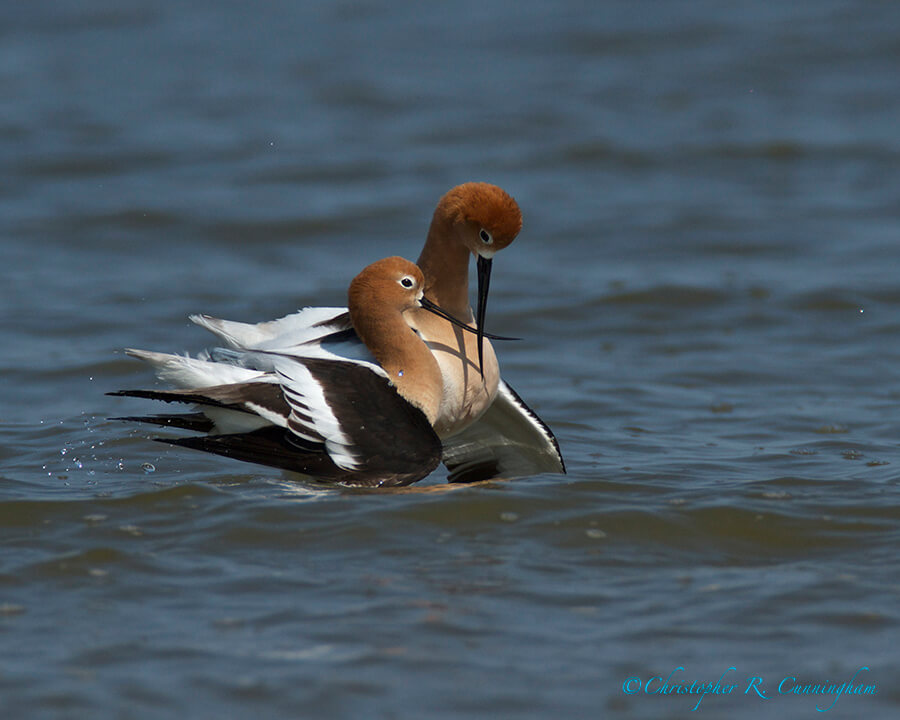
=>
[110,360,442,487]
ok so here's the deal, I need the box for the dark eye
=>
[399,276,415,289]
[479,229,493,244]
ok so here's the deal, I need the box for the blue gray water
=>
[2,1,899,717]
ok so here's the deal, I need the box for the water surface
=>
[2,1,899,717]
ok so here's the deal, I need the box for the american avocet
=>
[409,183,565,480]
[110,257,490,487]
[118,183,564,482]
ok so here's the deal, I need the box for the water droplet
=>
[141,463,155,474]
[499,512,519,523]
[585,528,607,539]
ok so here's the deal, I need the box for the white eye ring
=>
[479,228,493,245]
[399,275,415,289]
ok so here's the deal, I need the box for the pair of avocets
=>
[111,183,565,487]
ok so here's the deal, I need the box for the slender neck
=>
[351,308,443,425]
[416,215,472,319]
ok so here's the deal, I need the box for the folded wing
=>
[112,351,442,487]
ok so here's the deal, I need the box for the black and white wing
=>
[273,356,442,485]
[441,380,565,483]
[111,354,442,487]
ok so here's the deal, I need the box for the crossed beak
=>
[419,254,510,376]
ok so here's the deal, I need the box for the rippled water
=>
[2,1,899,717]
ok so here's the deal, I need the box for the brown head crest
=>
[437,182,523,248]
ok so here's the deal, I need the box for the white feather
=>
[273,358,362,470]
[124,348,269,388]
[190,307,350,349]
[202,407,273,434]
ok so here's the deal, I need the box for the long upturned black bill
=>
[418,296,518,342]
[475,254,493,373]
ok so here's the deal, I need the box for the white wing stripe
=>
[243,401,289,429]
[274,359,360,471]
